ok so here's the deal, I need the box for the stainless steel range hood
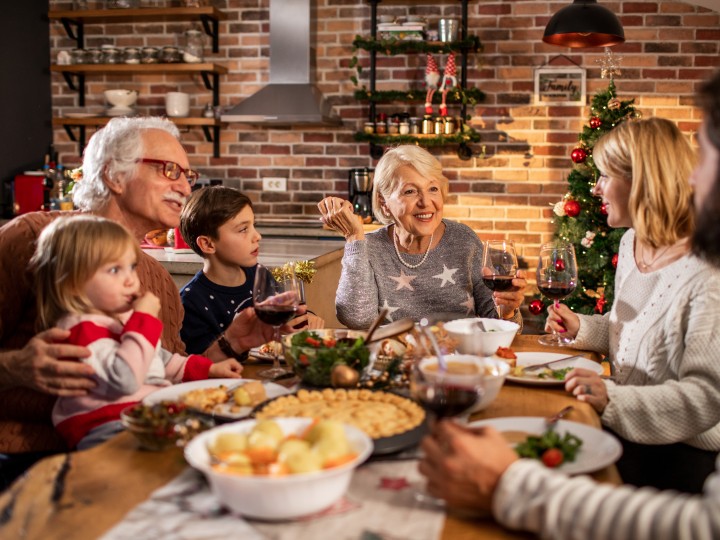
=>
[221,0,341,126]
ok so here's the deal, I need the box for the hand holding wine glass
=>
[253,264,301,379]
[536,242,578,346]
[482,240,519,319]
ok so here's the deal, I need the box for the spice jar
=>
[434,117,444,135]
[387,120,399,135]
[141,46,159,64]
[70,48,88,64]
[399,121,410,135]
[101,46,122,64]
[422,114,434,135]
[375,113,388,134]
[202,103,215,118]
[124,47,140,64]
[363,122,375,134]
[444,116,456,135]
[86,48,103,64]
[161,46,181,63]
[409,117,420,135]
[182,29,205,63]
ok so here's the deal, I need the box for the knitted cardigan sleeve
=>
[335,239,379,330]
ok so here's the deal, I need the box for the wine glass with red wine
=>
[482,240,519,319]
[536,241,578,346]
[253,264,301,379]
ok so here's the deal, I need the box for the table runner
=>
[100,459,444,540]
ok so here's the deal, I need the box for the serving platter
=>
[506,352,603,386]
[468,416,622,474]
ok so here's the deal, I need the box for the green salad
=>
[538,367,573,380]
[288,330,370,387]
[515,427,583,467]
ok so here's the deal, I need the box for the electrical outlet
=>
[262,177,287,192]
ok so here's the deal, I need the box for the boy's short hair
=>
[180,186,253,257]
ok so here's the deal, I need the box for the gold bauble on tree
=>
[331,365,359,388]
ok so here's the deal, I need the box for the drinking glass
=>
[253,264,301,379]
[536,241,578,346]
[481,240,518,319]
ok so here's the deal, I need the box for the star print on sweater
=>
[381,299,400,321]
[433,265,458,287]
[390,270,417,291]
[460,293,475,314]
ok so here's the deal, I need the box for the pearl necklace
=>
[393,228,434,269]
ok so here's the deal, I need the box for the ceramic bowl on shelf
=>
[104,89,138,109]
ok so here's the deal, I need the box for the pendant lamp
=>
[543,0,625,48]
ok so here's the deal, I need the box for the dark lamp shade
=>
[543,0,625,48]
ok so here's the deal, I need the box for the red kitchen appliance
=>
[13,173,48,215]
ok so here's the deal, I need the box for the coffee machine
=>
[348,168,374,222]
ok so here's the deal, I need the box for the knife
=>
[522,354,586,372]
[545,405,574,427]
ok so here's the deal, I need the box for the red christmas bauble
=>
[564,199,581,218]
[554,259,565,272]
[529,299,544,315]
[611,253,619,268]
[595,295,607,314]
[600,203,608,215]
[570,147,588,164]
[589,117,602,129]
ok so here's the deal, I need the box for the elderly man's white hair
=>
[73,117,181,212]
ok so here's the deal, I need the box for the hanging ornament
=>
[564,199,581,218]
[594,294,607,314]
[608,98,621,110]
[589,116,602,129]
[424,53,441,115]
[439,52,457,117]
[570,147,587,164]
[600,202,608,215]
[596,48,623,80]
[611,253,619,268]
[529,299,544,315]
[554,259,565,272]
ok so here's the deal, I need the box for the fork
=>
[522,354,585,372]
[545,405,574,427]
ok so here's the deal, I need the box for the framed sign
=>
[534,67,586,105]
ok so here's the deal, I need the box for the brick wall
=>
[49,0,720,269]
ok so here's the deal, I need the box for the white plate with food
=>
[505,352,603,386]
[249,341,282,362]
[143,378,290,421]
[468,416,622,475]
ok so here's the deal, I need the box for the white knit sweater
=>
[572,229,720,450]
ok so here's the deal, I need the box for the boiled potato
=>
[216,451,253,475]
[305,420,345,445]
[312,436,350,463]
[252,420,284,441]
[278,438,311,462]
[209,432,248,454]
[285,448,323,474]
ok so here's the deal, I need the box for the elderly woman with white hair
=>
[318,145,526,329]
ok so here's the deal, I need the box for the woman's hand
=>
[317,197,365,242]
[1,328,95,396]
[418,421,518,511]
[565,368,609,413]
[208,359,243,378]
[545,302,580,338]
[493,270,527,319]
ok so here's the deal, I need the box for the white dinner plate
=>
[506,352,603,386]
[468,417,622,475]
[143,378,290,420]
[249,341,281,362]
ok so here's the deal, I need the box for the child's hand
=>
[133,292,161,317]
[209,359,243,378]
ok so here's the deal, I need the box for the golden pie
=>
[255,388,425,439]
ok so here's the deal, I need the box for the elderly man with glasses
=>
[0,117,276,486]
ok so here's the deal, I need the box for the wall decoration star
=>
[389,269,417,291]
[380,299,400,321]
[596,47,622,80]
[432,265,458,287]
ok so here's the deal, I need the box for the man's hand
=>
[0,328,94,396]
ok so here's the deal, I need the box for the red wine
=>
[483,275,514,291]
[415,385,479,418]
[538,284,576,300]
[255,305,298,326]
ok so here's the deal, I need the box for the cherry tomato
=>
[541,448,564,468]
[299,353,309,365]
[304,337,321,347]
[323,338,336,348]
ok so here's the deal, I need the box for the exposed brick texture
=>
[49,0,718,270]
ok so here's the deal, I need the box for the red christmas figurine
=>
[424,53,440,115]
[439,52,457,117]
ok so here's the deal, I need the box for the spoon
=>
[418,318,448,372]
[365,308,389,344]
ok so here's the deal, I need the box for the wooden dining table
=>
[0,335,621,540]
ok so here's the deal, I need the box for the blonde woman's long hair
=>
[593,117,695,248]
[371,145,449,225]
[31,215,141,330]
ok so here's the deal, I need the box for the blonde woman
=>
[318,145,526,329]
[548,117,720,492]
[32,216,242,450]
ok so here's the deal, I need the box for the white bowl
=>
[443,317,519,357]
[419,354,510,412]
[104,89,138,108]
[184,417,373,520]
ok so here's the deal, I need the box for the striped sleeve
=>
[493,459,720,540]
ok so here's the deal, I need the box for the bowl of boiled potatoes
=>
[184,417,373,520]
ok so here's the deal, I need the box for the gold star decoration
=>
[596,48,623,79]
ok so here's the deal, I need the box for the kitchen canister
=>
[182,29,205,63]
[438,19,459,42]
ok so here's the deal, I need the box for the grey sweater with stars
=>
[336,219,522,329]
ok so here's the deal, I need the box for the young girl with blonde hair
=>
[32,215,242,450]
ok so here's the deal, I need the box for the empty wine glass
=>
[481,240,519,319]
[536,241,578,346]
[253,264,301,379]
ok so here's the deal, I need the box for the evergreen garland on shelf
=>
[353,87,485,106]
[530,79,640,317]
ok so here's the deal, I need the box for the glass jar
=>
[409,117,420,134]
[182,29,205,63]
[363,122,375,134]
[434,117,444,135]
[161,46,181,63]
[107,0,140,7]
[101,46,122,64]
[387,121,399,135]
[444,116,456,135]
[141,46,159,64]
[70,48,88,64]
[422,114,434,135]
[86,48,103,64]
[124,47,140,64]
[399,121,410,135]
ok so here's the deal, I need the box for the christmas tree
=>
[530,59,640,317]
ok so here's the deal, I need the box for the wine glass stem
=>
[552,300,560,336]
[272,325,281,371]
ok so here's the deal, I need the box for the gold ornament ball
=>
[331,364,360,388]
